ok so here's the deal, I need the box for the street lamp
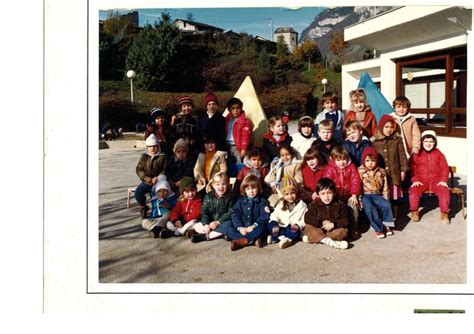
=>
[127,70,136,103]
[321,78,328,93]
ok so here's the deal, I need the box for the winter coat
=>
[164,157,194,183]
[145,123,172,155]
[135,152,166,182]
[231,195,271,229]
[344,107,378,139]
[301,164,326,200]
[264,157,303,193]
[233,157,270,195]
[150,193,177,219]
[342,136,372,167]
[310,138,337,164]
[314,109,345,142]
[196,112,227,151]
[304,198,349,229]
[270,199,308,229]
[169,197,202,223]
[194,150,228,192]
[262,131,292,162]
[323,158,361,199]
[372,132,409,187]
[200,191,234,225]
[410,149,449,185]
[172,113,197,146]
[225,111,253,151]
[290,132,316,160]
[389,112,421,158]
[358,165,389,198]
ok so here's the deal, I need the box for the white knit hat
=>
[155,175,173,195]
[173,138,188,153]
[145,134,159,146]
[421,130,437,141]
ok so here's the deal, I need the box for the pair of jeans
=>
[361,194,394,232]
[266,221,300,242]
[226,223,266,243]
[134,181,154,206]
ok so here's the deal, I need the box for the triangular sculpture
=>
[357,72,393,122]
[223,76,268,147]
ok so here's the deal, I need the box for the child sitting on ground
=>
[194,135,228,194]
[267,176,308,249]
[264,144,303,207]
[390,95,421,159]
[233,146,270,197]
[314,91,345,143]
[159,177,202,239]
[300,147,327,203]
[310,119,338,163]
[358,147,395,238]
[262,116,293,163]
[344,88,378,141]
[164,138,195,192]
[191,172,234,243]
[342,120,372,167]
[225,97,253,166]
[409,130,450,224]
[141,175,177,238]
[303,178,349,249]
[323,145,361,240]
[291,116,316,160]
[226,175,271,251]
[134,134,166,219]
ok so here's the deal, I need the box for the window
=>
[396,47,466,137]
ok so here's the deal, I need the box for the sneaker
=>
[411,210,420,222]
[149,226,162,238]
[191,233,207,243]
[440,212,450,224]
[185,230,196,239]
[385,227,394,236]
[279,238,293,249]
[140,205,149,219]
[375,231,386,239]
[302,235,309,243]
[255,237,265,248]
[230,238,249,251]
[333,240,349,249]
[159,229,174,239]
[267,235,274,245]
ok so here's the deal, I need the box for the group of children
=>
[135,88,452,251]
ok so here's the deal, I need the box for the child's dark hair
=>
[303,147,327,167]
[298,116,314,131]
[316,177,337,194]
[321,91,339,106]
[279,143,295,158]
[246,146,265,160]
[330,145,350,161]
[226,97,243,110]
[240,174,261,195]
[343,120,363,137]
[392,96,411,109]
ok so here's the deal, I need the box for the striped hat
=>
[280,175,298,195]
[150,107,164,121]
[177,96,193,107]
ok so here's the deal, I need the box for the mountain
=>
[300,6,394,63]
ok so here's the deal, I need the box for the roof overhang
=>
[345,6,472,52]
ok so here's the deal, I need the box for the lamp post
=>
[126,70,136,103]
[321,78,328,93]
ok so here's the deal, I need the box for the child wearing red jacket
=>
[233,147,270,197]
[225,97,253,164]
[300,147,327,203]
[323,145,361,239]
[409,130,450,224]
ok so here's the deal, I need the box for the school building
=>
[341,6,471,174]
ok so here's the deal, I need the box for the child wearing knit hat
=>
[196,92,227,151]
[408,130,451,224]
[164,138,195,192]
[358,146,395,238]
[145,106,172,155]
[171,95,197,150]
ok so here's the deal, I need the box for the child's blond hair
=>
[318,119,334,131]
[349,88,367,105]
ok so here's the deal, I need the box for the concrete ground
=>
[98,139,467,284]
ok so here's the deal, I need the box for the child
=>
[303,178,349,249]
[172,95,198,149]
[233,146,270,197]
[160,177,202,238]
[344,88,378,140]
[194,135,228,193]
[300,147,327,203]
[142,175,178,238]
[290,116,316,160]
[390,96,421,159]
[191,172,234,243]
[164,138,194,192]
[358,147,395,238]
[262,116,293,163]
[225,97,253,165]
[267,176,308,249]
[134,134,166,219]
[226,175,271,251]
[409,130,450,224]
[323,145,361,239]
[196,92,227,151]
[372,115,408,201]
[145,106,171,155]
[342,120,372,167]
[314,91,345,143]
[264,144,303,207]
[310,119,338,163]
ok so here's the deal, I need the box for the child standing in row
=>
[145,107,171,155]
[172,96,198,149]
[196,93,227,152]
[291,116,316,160]
[344,88,378,140]
[194,136,228,193]
[226,175,271,251]
[342,120,372,167]
[311,119,338,163]
[390,96,421,159]
[358,147,395,239]
[314,91,345,143]
[267,176,307,249]
[262,116,292,162]
[303,178,349,249]
[300,148,326,203]
[225,97,253,165]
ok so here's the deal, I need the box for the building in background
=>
[173,19,224,34]
[274,27,298,52]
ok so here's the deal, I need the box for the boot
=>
[411,210,420,222]
[230,238,248,251]
[440,212,450,224]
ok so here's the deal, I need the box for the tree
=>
[293,39,321,70]
[125,13,182,91]
[328,30,347,58]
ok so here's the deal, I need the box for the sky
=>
[99,7,325,41]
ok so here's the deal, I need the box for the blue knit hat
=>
[150,107,164,121]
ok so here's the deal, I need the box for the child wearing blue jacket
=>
[226,175,271,251]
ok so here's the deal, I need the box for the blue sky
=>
[99,7,325,41]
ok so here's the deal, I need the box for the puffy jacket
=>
[304,199,349,229]
[270,199,308,229]
[410,149,449,185]
[301,164,326,194]
[226,111,252,151]
[169,197,202,223]
[343,136,372,167]
[323,158,361,199]
[194,150,228,192]
[231,195,270,229]
[262,131,292,162]
[200,191,234,225]
[136,152,166,181]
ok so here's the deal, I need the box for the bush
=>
[99,95,148,131]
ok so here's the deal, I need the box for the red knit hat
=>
[204,93,218,107]
[378,114,396,132]
[361,146,379,165]
[177,96,193,107]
